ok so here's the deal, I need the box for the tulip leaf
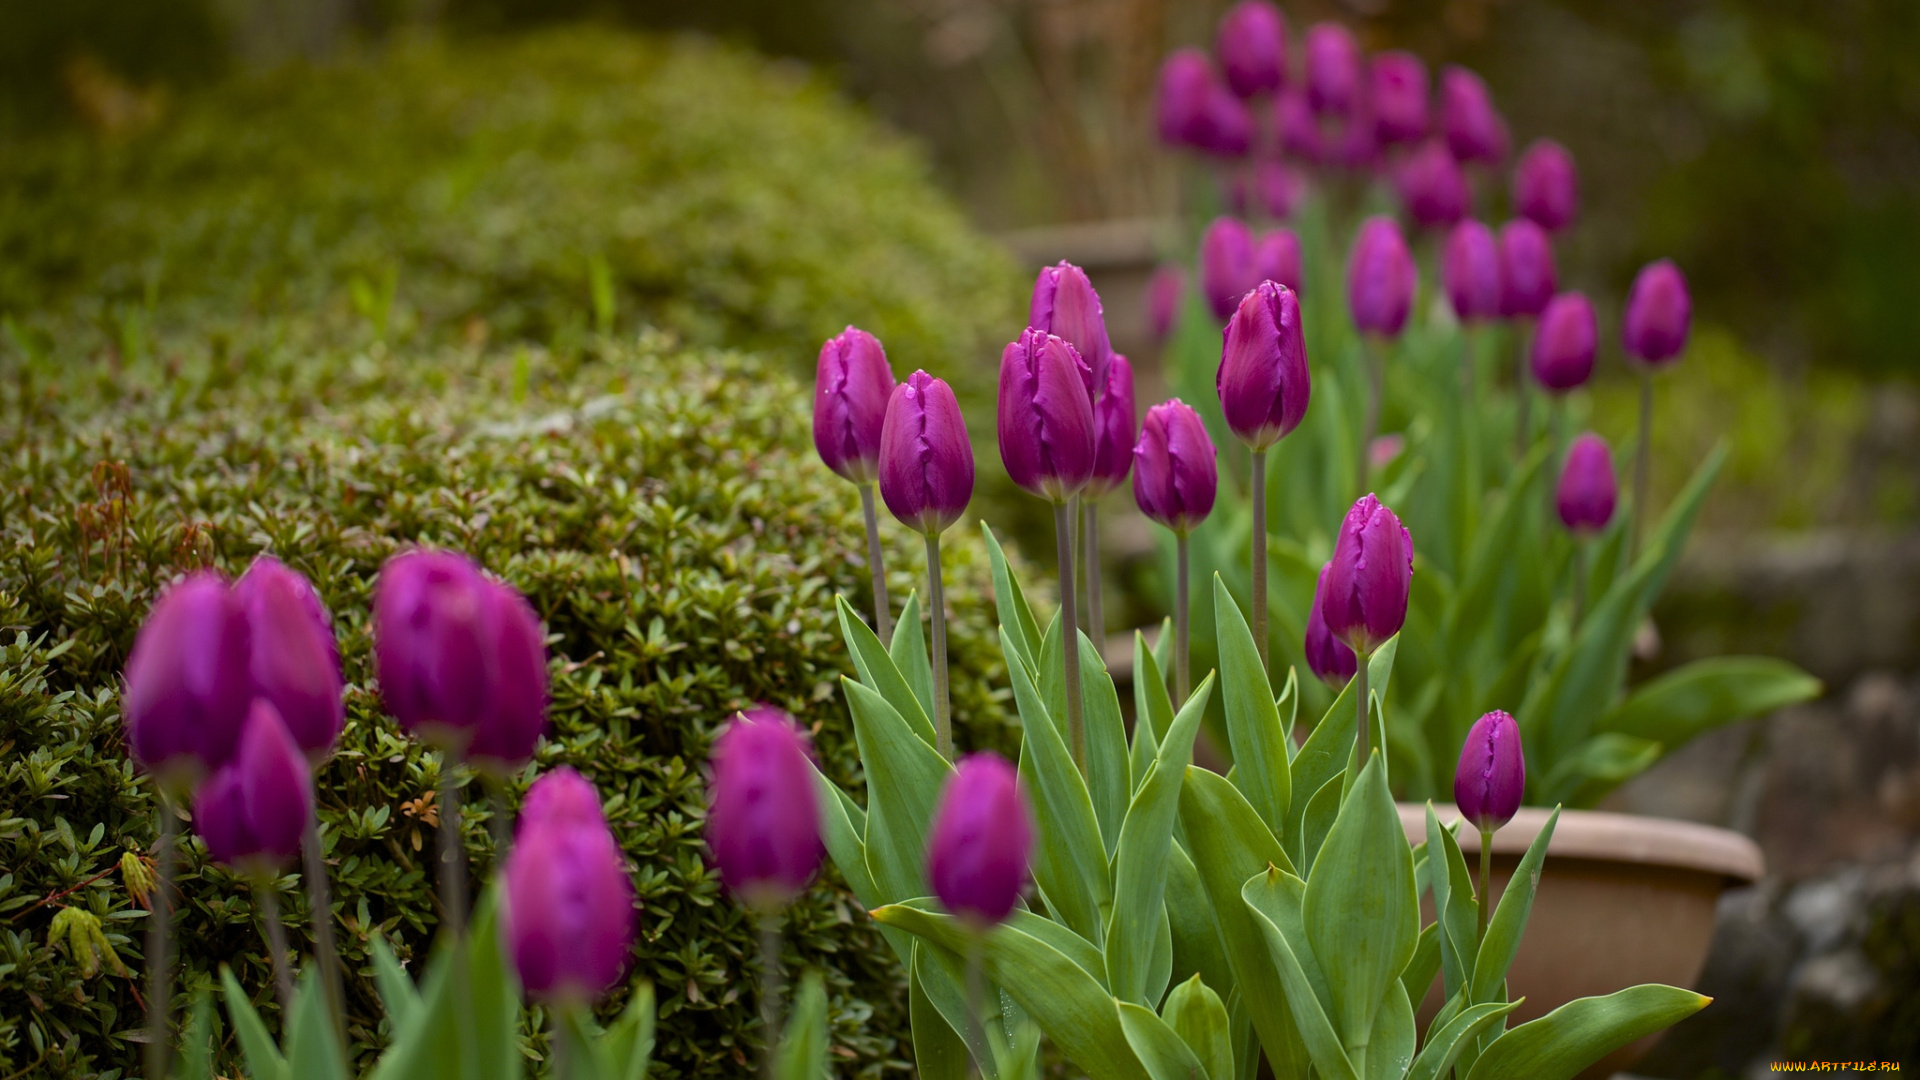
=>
[602,981,657,1080]
[890,590,937,727]
[1446,444,1552,658]
[1131,629,1176,785]
[1108,672,1215,1005]
[1597,656,1821,746]
[842,677,951,906]
[471,891,527,1080]
[1002,626,1110,944]
[811,764,876,905]
[873,901,1152,1080]
[837,595,937,750]
[774,970,829,1080]
[287,967,351,1080]
[1405,998,1524,1080]
[1151,615,1177,703]
[1363,983,1416,1080]
[371,932,421,1032]
[913,942,1013,1079]
[1178,766,1310,1079]
[1080,630,1135,858]
[1239,866,1356,1080]
[1287,636,1398,865]
[982,523,1043,677]
[1539,733,1663,808]
[1464,985,1711,1080]
[1119,1001,1211,1080]
[1166,840,1233,1003]
[1276,667,1300,763]
[1423,805,1478,1003]
[219,964,288,1080]
[1471,806,1561,1007]
[1214,574,1292,840]
[177,989,215,1080]
[909,955,971,1080]
[1299,773,1341,875]
[1161,975,1235,1080]
[1401,921,1442,1011]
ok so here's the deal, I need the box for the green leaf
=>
[555,1008,605,1080]
[1464,985,1710,1080]
[983,523,1042,675]
[910,953,971,1080]
[1287,638,1398,864]
[219,965,288,1080]
[600,982,657,1080]
[286,967,350,1080]
[1240,867,1355,1080]
[1161,975,1234,1080]
[1165,841,1233,1005]
[811,764,877,906]
[773,970,828,1080]
[1214,575,1291,840]
[1599,656,1821,745]
[1078,631,1134,858]
[370,933,421,1033]
[1304,754,1418,1057]
[1423,806,1478,1004]
[891,591,937,726]
[467,891,524,1080]
[1119,1001,1212,1080]
[1299,773,1341,875]
[1401,921,1441,1009]
[1151,616,1176,701]
[913,943,1009,1079]
[1471,807,1561,1006]
[175,987,215,1080]
[838,595,937,749]
[843,676,951,905]
[1362,983,1415,1080]
[1405,999,1523,1080]
[1539,734,1663,808]
[1131,629,1176,783]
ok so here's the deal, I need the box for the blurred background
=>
[5,0,1918,1073]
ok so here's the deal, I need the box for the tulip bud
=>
[1215,1,1287,99]
[1217,281,1311,451]
[1254,161,1306,221]
[1556,432,1618,535]
[926,752,1032,929]
[1147,264,1186,344]
[1530,291,1597,393]
[194,700,312,877]
[812,326,896,486]
[998,329,1097,503]
[1623,259,1692,366]
[1395,139,1470,230]
[1304,563,1358,686]
[1200,84,1254,158]
[519,765,607,830]
[1442,219,1503,323]
[1321,494,1414,654]
[1131,400,1218,536]
[1371,51,1429,145]
[1029,261,1113,398]
[707,707,823,909]
[879,371,975,535]
[1155,49,1215,149]
[1514,139,1578,233]
[1199,216,1258,322]
[1328,104,1381,172]
[1440,66,1508,165]
[374,550,496,754]
[233,555,343,760]
[1276,88,1323,162]
[124,571,253,791]
[1454,710,1525,832]
[1085,356,1137,500]
[1304,23,1362,117]
[1254,228,1303,294]
[1346,216,1418,338]
[502,772,635,1003]
[463,580,550,776]
[1498,218,1557,319]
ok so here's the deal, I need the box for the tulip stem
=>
[257,881,296,1017]
[1515,324,1533,457]
[758,908,785,1080]
[301,818,345,1043]
[144,792,177,1080]
[1462,325,1477,401]
[1349,649,1370,790]
[488,780,513,862]
[1175,533,1191,706]
[1250,448,1269,673]
[1053,500,1086,774]
[1572,540,1588,631]
[925,530,953,761]
[1632,369,1653,561]
[965,932,988,1078]
[859,483,892,642]
[1477,826,1495,944]
[1084,501,1104,666]
[437,762,467,937]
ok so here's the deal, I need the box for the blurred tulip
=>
[1132,399,1218,536]
[1029,261,1113,397]
[998,329,1096,503]
[1086,356,1137,500]
[1304,22,1362,117]
[519,765,607,830]
[1530,292,1597,393]
[879,371,975,534]
[707,707,823,909]
[1217,280,1311,451]
[812,326,896,486]
[1201,85,1254,158]
[1623,259,1692,365]
[1254,228,1303,294]
[1199,216,1259,321]
[1148,264,1187,344]
[1557,433,1618,534]
[1514,139,1578,232]
[194,700,312,876]
[1254,160,1306,220]
[1321,494,1414,654]
[1304,563,1358,686]
[1327,103,1381,171]
[926,752,1032,929]
[1346,216,1418,337]
[1395,139,1469,230]
[373,550,492,753]
[1215,1,1287,98]
[462,580,549,775]
[502,772,635,1003]
[1371,51,1429,145]
[125,571,253,791]
[1276,87,1322,161]
[1370,433,1406,471]
[1443,219,1503,323]
[233,556,343,761]
[1156,49,1215,149]
[1440,66,1509,165]
[1498,219,1557,319]
[1454,710,1525,832]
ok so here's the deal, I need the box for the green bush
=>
[0,335,1025,1079]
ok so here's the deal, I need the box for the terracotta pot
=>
[1396,804,1763,1080]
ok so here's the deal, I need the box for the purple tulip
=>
[1326,97,1382,172]
[1346,216,1418,338]
[1148,264,1186,344]
[124,571,253,790]
[1530,292,1597,393]
[999,329,1097,502]
[233,556,343,761]
[1557,433,1618,535]
[1156,49,1215,149]
[1321,494,1414,654]
[194,700,312,876]
[1217,281,1311,451]
[1439,66,1508,165]
[1454,710,1525,832]
[1514,139,1578,233]
[1198,216,1258,322]
[926,752,1032,929]
[879,371,975,535]
[1395,139,1469,230]
[1276,87,1323,161]
[1200,84,1254,158]
[1304,23,1362,117]
[1371,51,1430,145]
[1029,261,1113,398]
[502,773,635,1002]
[707,707,824,909]
[1131,400,1218,536]
[1498,219,1557,319]
[1623,259,1692,366]
[519,765,607,830]
[1086,355,1137,500]
[1303,563,1357,686]
[1442,219,1503,323]
[1254,161,1306,221]
[812,327,897,487]
[1215,1,1287,98]
[462,580,550,775]
[1254,228,1303,294]
[373,550,511,755]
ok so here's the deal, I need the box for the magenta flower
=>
[812,326,897,486]
[1514,139,1578,233]
[461,579,550,776]
[1439,65,1508,164]
[1556,433,1618,535]
[1200,84,1254,158]
[707,707,824,909]
[1304,22,1362,117]
[194,700,312,876]
[1395,139,1470,230]
[1029,261,1113,398]
[1217,281,1311,451]
[1215,1,1287,99]
[1276,87,1323,161]
[373,550,492,752]
[1346,216,1418,337]
[1147,264,1186,344]
[1254,161,1307,221]
[518,765,607,831]
[1085,355,1137,500]
[998,329,1096,503]
[502,772,635,1003]
[1254,228,1303,294]
[1498,218,1557,319]
[1304,563,1358,686]
[1131,399,1218,536]
[1454,710,1525,832]
[1320,494,1414,654]
[1442,219,1503,323]
[879,371,975,535]
[926,752,1033,929]
[1530,292,1597,393]
[124,571,253,791]
[233,556,343,761]
[1623,259,1692,366]
[1371,51,1430,145]
[1155,49,1216,149]
[1199,216,1259,321]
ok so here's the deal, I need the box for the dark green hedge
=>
[0,337,1024,1078]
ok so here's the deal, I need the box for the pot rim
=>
[1397,802,1765,883]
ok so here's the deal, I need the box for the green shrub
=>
[0,337,1026,1078]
